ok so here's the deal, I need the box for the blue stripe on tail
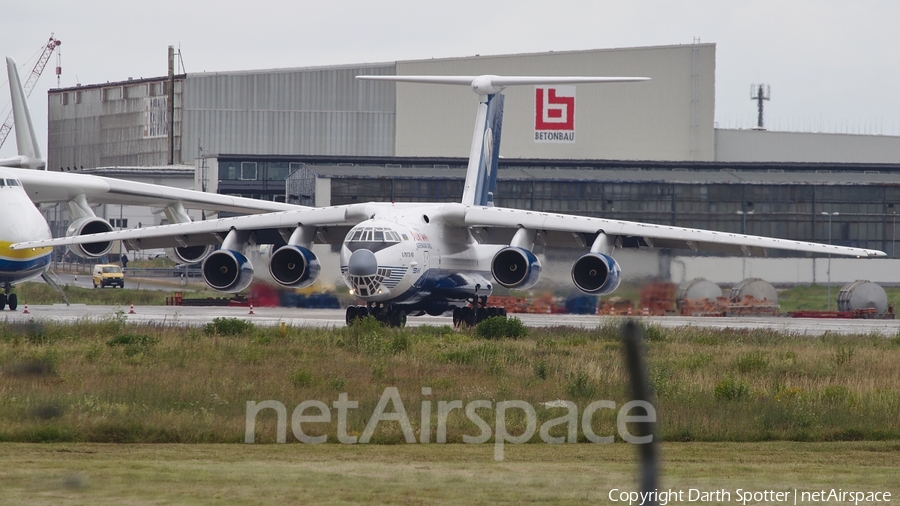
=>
[473,93,505,207]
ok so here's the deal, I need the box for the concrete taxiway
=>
[2,305,898,336]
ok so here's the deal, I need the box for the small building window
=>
[241,162,258,180]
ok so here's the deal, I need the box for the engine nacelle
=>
[165,245,213,265]
[491,247,542,289]
[571,252,622,295]
[202,249,254,293]
[268,245,321,288]
[65,217,114,259]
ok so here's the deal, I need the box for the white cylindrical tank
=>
[837,280,888,314]
[676,278,723,309]
[729,278,778,304]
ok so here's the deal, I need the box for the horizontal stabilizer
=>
[357,74,649,95]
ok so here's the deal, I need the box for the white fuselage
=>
[0,167,53,285]
[339,204,502,314]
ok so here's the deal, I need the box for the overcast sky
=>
[2,0,898,159]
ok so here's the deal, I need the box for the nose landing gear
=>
[1,282,18,311]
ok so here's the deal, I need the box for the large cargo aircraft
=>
[13,71,885,324]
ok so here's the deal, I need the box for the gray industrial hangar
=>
[44,43,900,284]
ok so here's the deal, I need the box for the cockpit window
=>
[7,179,19,186]
[345,226,402,244]
[0,179,5,187]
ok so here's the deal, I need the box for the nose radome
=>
[348,249,378,276]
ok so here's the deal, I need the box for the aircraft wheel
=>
[499,308,507,318]
[8,294,17,311]
[476,307,487,325]
[464,307,476,327]
[452,308,460,327]
[346,306,358,325]
[390,310,407,328]
[0,293,6,310]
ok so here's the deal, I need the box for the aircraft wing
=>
[464,206,886,258]
[11,204,370,252]
[11,168,298,214]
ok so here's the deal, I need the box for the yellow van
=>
[92,264,125,288]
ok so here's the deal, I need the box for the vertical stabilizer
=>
[2,57,45,170]
[461,93,504,207]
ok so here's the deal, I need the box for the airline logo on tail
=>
[534,86,575,143]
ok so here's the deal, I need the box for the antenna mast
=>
[750,83,771,130]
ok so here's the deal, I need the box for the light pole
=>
[736,209,755,279]
[736,210,753,234]
[890,206,896,258]
[821,211,839,310]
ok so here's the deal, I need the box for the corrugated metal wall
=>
[715,129,900,163]
[394,45,716,161]
[180,64,397,160]
[48,78,182,170]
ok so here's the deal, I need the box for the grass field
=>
[2,317,899,504]
[2,317,899,445]
[1,442,898,505]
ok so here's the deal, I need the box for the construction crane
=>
[0,34,62,150]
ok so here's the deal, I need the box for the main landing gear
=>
[346,303,407,328]
[1,282,18,311]
[452,296,506,328]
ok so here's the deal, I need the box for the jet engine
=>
[268,245,320,288]
[491,247,542,289]
[201,249,254,293]
[165,245,213,265]
[571,252,622,295]
[65,217,114,259]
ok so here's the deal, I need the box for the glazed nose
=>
[348,248,378,276]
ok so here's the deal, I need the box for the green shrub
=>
[714,377,751,401]
[204,317,254,336]
[475,317,526,340]
[106,334,157,348]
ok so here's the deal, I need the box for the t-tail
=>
[355,74,650,207]
[0,57,45,170]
